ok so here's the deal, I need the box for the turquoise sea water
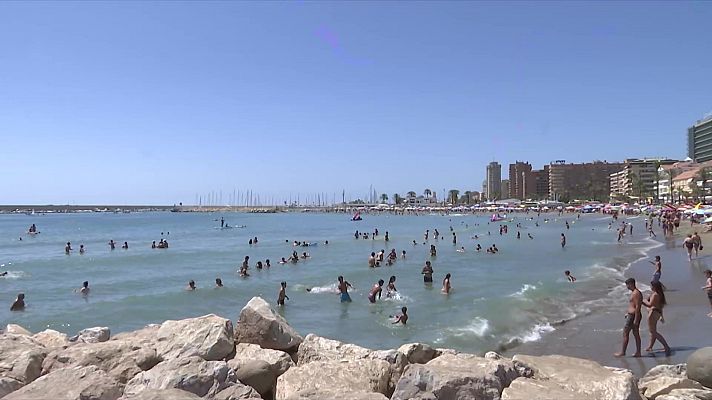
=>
[0,212,658,352]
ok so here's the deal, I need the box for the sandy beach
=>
[511,225,712,377]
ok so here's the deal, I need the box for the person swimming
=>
[215,278,223,288]
[564,270,576,282]
[186,280,196,290]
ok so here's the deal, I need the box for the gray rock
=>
[0,377,24,399]
[155,314,235,361]
[119,388,202,400]
[32,329,71,349]
[0,334,47,385]
[124,356,235,398]
[213,383,263,400]
[656,388,712,400]
[229,343,294,377]
[503,378,599,400]
[276,359,392,400]
[397,343,438,364]
[235,297,303,352]
[234,360,275,399]
[296,334,371,365]
[280,389,388,400]
[42,340,162,383]
[510,355,639,400]
[640,364,704,399]
[73,326,111,343]
[391,353,520,400]
[688,347,712,389]
[4,365,123,400]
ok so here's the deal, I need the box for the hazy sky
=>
[1,2,711,205]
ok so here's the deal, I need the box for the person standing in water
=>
[643,280,671,356]
[615,278,642,357]
[221,217,225,228]
[65,242,72,254]
[10,293,25,311]
[215,278,223,288]
[338,276,353,303]
[564,270,576,282]
[368,280,384,303]
[277,281,289,306]
[122,241,129,249]
[442,273,451,294]
[386,276,397,297]
[108,240,115,250]
[75,281,90,296]
[422,261,434,284]
[392,306,408,325]
[186,280,196,290]
[560,233,566,248]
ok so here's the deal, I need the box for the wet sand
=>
[510,226,712,377]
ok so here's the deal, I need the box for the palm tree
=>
[407,191,417,198]
[380,193,388,204]
[448,189,460,205]
[463,191,472,205]
[424,189,432,199]
[393,193,402,205]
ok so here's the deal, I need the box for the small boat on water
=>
[490,213,506,222]
[351,212,363,221]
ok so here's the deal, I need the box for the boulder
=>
[688,347,712,389]
[42,340,162,383]
[0,377,24,399]
[119,388,202,400]
[5,324,32,336]
[503,378,599,400]
[0,334,47,385]
[296,334,371,365]
[73,326,111,343]
[397,343,438,364]
[484,351,503,360]
[124,356,235,398]
[391,353,520,400]
[511,355,639,400]
[234,360,275,399]
[276,359,392,400]
[229,343,294,377]
[213,383,263,400]
[4,365,123,400]
[656,388,712,400]
[235,297,303,352]
[33,329,71,349]
[155,314,235,361]
[640,364,704,399]
[280,389,388,400]
[113,325,161,343]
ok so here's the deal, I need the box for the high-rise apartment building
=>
[486,162,502,201]
[688,115,712,163]
[548,161,624,201]
[508,161,533,200]
[609,158,678,200]
[501,180,510,200]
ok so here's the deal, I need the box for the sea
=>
[0,211,660,353]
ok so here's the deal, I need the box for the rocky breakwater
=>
[0,296,710,400]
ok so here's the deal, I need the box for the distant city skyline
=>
[1,2,711,204]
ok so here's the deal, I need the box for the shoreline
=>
[510,223,712,377]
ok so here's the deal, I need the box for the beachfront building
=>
[548,160,624,202]
[658,159,712,202]
[688,114,712,163]
[486,162,502,201]
[501,180,510,201]
[508,161,533,200]
[609,158,677,202]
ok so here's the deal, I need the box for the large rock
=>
[296,334,371,365]
[398,343,438,364]
[119,388,202,400]
[640,364,704,399]
[0,334,47,386]
[5,324,32,336]
[234,359,275,399]
[276,359,392,400]
[155,314,235,361]
[503,378,599,400]
[0,377,24,399]
[4,365,123,400]
[509,355,639,400]
[688,347,712,389]
[42,340,162,383]
[33,329,71,349]
[213,383,263,400]
[72,326,111,343]
[229,343,294,377]
[124,356,235,398]
[113,325,161,343]
[236,297,303,352]
[391,353,520,400]
[656,388,712,400]
[281,389,388,400]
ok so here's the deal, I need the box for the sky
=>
[1,1,711,205]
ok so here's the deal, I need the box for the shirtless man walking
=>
[615,278,643,357]
[338,276,353,303]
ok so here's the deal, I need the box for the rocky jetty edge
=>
[1,296,711,400]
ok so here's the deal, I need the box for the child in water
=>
[392,306,408,325]
[564,270,576,282]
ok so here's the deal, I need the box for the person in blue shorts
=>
[338,276,352,302]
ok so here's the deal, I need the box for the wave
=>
[509,284,537,298]
[300,283,339,294]
[0,270,27,279]
[435,317,491,343]
[383,291,412,303]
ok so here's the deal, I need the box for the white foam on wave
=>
[294,283,339,294]
[517,323,555,343]
[436,317,491,343]
[0,270,27,279]
[509,284,537,298]
[383,292,412,303]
